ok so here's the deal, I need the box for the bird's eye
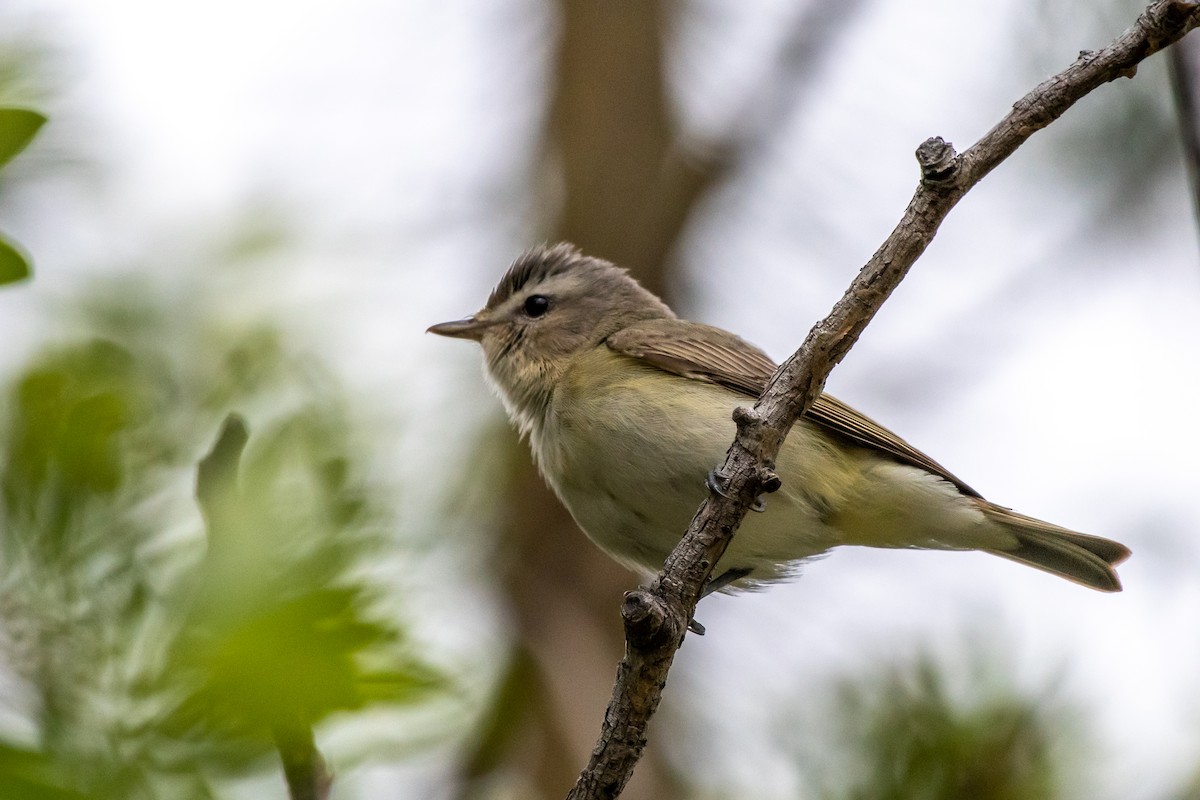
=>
[523,294,550,318]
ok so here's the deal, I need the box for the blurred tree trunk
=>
[506,2,684,798]
[460,2,698,799]
[552,1,673,285]
[456,2,873,796]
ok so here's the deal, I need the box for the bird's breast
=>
[534,364,711,572]
[527,348,845,584]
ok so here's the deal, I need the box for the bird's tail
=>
[982,503,1131,592]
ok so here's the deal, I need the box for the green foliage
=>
[0,293,447,798]
[3,340,143,537]
[0,234,29,284]
[0,105,43,287]
[166,413,444,757]
[824,654,1069,800]
[0,106,45,286]
[0,742,91,800]
[0,107,44,169]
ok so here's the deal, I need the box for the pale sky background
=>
[1,0,1199,797]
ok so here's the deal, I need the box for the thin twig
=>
[565,3,1200,798]
[273,721,333,800]
[1169,32,1200,247]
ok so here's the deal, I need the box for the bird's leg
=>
[687,567,754,636]
[686,568,748,638]
[703,567,752,597]
[689,469,729,637]
[696,469,773,629]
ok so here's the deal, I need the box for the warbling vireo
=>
[429,243,1129,594]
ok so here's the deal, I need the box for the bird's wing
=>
[606,318,777,397]
[806,393,979,497]
[605,319,980,498]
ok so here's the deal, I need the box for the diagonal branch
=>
[565,3,1200,799]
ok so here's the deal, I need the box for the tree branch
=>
[565,3,1200,798]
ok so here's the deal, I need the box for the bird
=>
[428,243,1130,596]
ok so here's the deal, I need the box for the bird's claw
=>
[705,468,732,498]
[688,618,706,635]
[709,469,772,511]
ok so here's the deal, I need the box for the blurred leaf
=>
[0,107,45,169]
[0,292,449,794]
[163,411,446,755]
[57,391,127,493]
[0,741,93,800]
[0,234,30,285]
[194,412,249,536]
[825,654,1068,800]
[0,107,43,287]
[2,341,140,552]
[175,586,442,734]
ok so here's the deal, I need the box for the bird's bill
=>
[426,316,491,341]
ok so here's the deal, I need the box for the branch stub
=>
[916,136,959,184]
[621,590,677,650]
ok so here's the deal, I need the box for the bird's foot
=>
[708,469,775,511]
[705,468,732,498]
